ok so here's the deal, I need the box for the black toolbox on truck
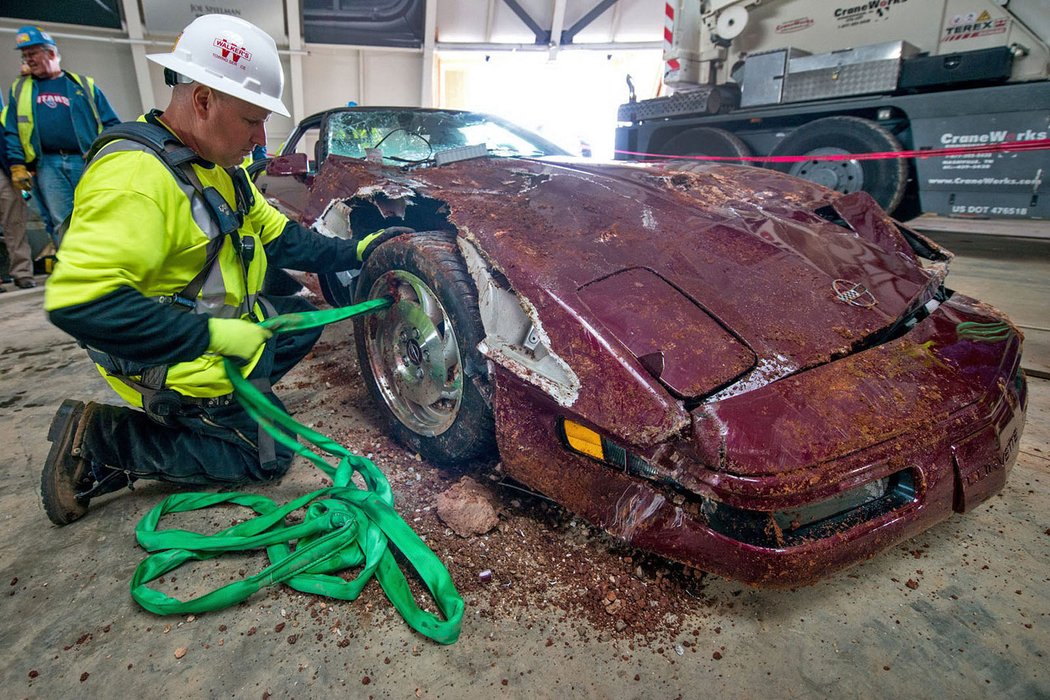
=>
[900,47,1013,90]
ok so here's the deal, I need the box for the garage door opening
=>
[437,49,661,159]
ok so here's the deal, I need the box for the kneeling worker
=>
[41,15,387,524]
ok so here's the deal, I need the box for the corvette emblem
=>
[833,279,877,308]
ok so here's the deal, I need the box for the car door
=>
[253,115,323,221]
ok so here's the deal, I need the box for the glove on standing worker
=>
[9,163,32,192]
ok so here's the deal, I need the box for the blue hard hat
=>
[15,26,56,50]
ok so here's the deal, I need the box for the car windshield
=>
[325,109,568,164]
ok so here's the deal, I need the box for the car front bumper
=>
[492,294,1027,586]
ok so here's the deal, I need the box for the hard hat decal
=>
[213,38,252,67]
[16,33,29,44]
[146,14,289,116]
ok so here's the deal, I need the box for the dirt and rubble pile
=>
[283,325,731,648]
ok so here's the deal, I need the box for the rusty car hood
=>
[308,155,943,442]
[397,160,930,370]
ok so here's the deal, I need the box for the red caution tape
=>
[615,138,1050,163]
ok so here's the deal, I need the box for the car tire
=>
[319,270,354,307]
[767,116,908,214]
[353,232,496,467]
[660,126,753,166]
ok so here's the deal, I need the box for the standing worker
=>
[4,25,121,264]
[40,15,394,525]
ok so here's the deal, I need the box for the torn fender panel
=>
[457,237,580,408]
[456,229,689,444]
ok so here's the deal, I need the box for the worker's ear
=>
[191,84,216,119]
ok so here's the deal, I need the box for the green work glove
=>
[10,164,32,192]
[354,226,414,263]
[207,318,272,361]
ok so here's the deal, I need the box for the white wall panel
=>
[360,52,424,107]
[300,45,362,114]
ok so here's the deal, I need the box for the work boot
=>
[40,400,133,525]
[15,277,36,289]
[41,400,93,525]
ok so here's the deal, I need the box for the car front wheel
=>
[353,232,496,466]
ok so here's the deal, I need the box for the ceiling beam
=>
[285,0,306,123]
[562,0,620,45]
[501,0,550,44]
[421,0,438,106]
[485,0,497,42]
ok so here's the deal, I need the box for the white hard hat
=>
[147,14,290,117]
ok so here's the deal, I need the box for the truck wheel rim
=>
[788,147,864,194]
[364,270,463,436]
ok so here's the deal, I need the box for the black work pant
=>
[80,294,322,485]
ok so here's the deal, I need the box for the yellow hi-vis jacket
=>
[44,120,289,407]
[6,72,118,165]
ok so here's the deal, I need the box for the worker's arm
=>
[45,160,213,365]
[49,287,210,365]
[263,220,361,273]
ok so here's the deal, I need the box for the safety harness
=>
[74,116,278,464]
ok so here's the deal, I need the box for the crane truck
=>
[615,0,1049,220]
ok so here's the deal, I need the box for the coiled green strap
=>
[130,297,465,644]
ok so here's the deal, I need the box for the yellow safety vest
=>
[44,121,289,406]
[11,72,102,164]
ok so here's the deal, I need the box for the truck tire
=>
[660,127,752,166]
[353,232,496,467]
[767,116,908,214]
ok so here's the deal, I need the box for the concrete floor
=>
[1,229,1047,698]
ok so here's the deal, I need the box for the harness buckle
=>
[158,293,197,311]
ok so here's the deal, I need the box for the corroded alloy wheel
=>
[364,270,463,436]
[353,232,496,466]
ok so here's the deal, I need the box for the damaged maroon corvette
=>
[255,107,1027,586]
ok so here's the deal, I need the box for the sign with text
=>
[142,0,286,40]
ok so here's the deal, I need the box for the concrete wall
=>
[298,45,423,116]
